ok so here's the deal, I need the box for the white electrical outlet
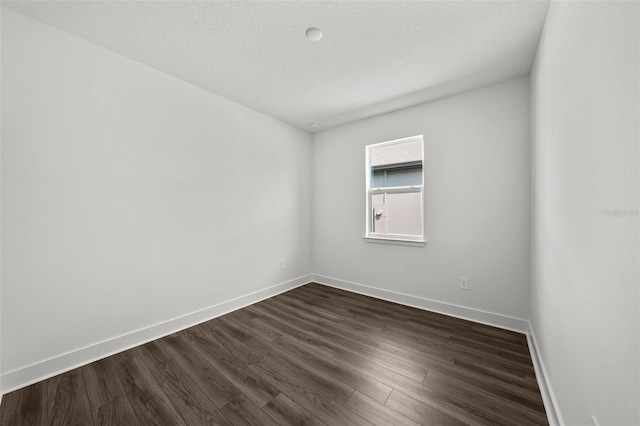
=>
[281,259,286,269]
[460,277,469,290]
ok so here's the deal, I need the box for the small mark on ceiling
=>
[305,27,322,42]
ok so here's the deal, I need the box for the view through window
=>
[366,135,424,243]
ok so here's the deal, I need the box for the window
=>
[365,135,424,244]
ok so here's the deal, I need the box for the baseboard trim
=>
[1,274,313,394]
[526,321,563,426]
[311,274,529,333]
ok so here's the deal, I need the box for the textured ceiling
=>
[2,0,550,132]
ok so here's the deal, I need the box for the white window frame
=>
[365,135,425,246]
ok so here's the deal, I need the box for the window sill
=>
[363,236,427,247]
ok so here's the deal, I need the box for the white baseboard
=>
[1,274,313,394]
[526,321,564,426]
[312,274,529,333]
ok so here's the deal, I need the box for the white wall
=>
[1,8,311,386]
[0,4,3,400]
[312,77,531,321]
[531,1,639,425]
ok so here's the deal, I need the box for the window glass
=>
[386,167,422,187]
[366,136,424,242]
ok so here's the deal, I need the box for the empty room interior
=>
[0,1,638,425]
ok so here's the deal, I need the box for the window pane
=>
[372,167,422,188]
[371,193,385,233]
[370,139,422,167]
[372,170,386,188]
[386,167,422,186]
[371,191,422,237]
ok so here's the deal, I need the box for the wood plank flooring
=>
[0,283,548,425]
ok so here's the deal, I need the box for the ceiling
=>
[3,0,550,133]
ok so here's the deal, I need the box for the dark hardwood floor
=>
[0,283,548,425]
